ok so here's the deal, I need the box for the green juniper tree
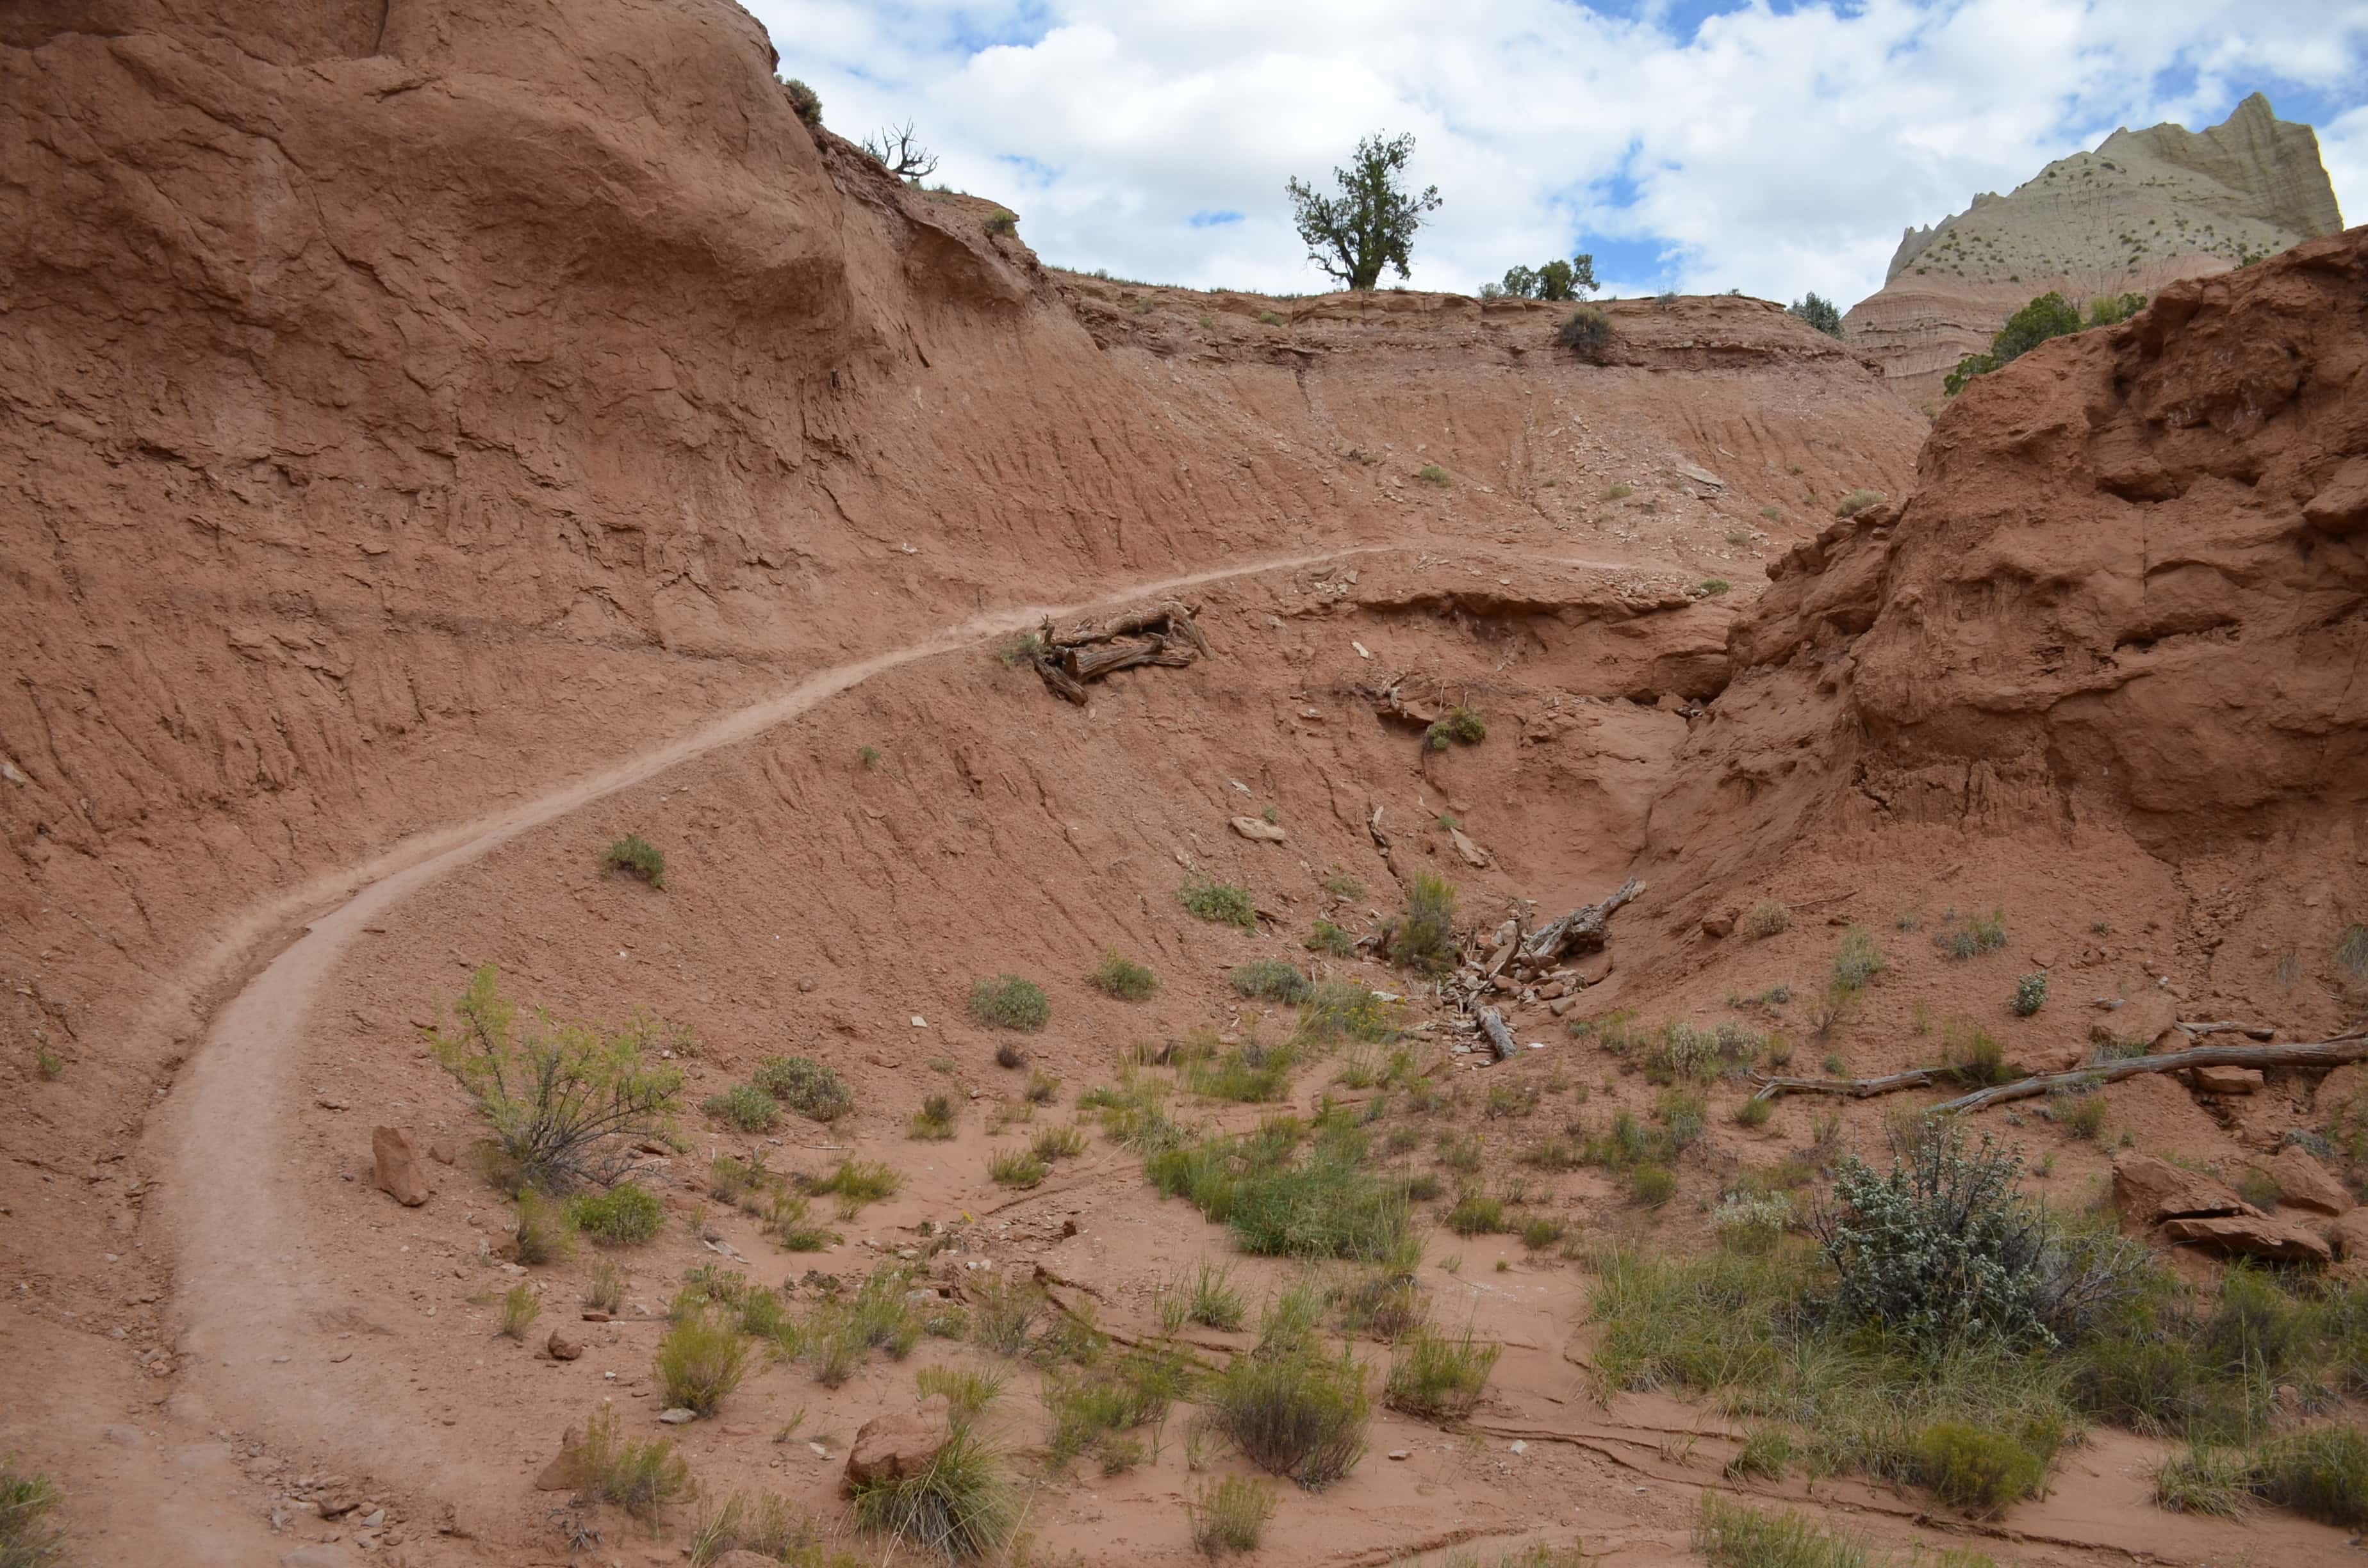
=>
[1287,131,1443,290]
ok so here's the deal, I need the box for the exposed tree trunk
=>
[1749,1066,1945,1103]
[1747,1031,2368,1113]
[1479,1008,1518,1063]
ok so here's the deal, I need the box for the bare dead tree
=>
[861,121,939,182]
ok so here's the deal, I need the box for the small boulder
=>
[2112,1152,2246,1225]
[533,1426,590,1491]
[1572,950,1614,987]
[2161,1214,2333,1265]
[427,1138,459,1166]
[843,1411,948,1494]
[371,1127,431,1207]
[2265,1146,2352,1216]
[1229,815,1286,844]
[2191,1065,2262,1095]
[545,1331,584,1362]
[1700,910,1734,940]
[657,1407,698,1425]
[2091,990,2178,1049]
[1447,827,1491,869]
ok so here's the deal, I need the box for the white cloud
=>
[748,0,2368,307]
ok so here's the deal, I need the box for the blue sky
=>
[748,0,2368,305]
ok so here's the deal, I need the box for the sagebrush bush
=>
[1834,489,1883,518]
[1747,900,1791,939]
[1424,706,1486,749]
[656,1307,750,1416]
[752,1055,853,1122]
[969,974,1051,1032]
[2011,972,2048,1017]
[1231,960,1313,1004]
[1090,951,1159,1000]
[781,77,823,126]
[1558,306,1614,363]
[1815,1120,2142,1350]
[1832,927,1886,992]
[580,1403,693,1526]
[1306,919,1356,957]
[1181,879,1259,930]
[604,833,667,888]
[1187,1474,1277,1555]
[431,967,685,1192]
[569,1182,664,1245]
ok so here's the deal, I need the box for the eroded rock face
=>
[1844,94,2344,405]
[2112,1152,2246,1225]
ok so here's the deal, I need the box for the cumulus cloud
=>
[748,0,2368,306]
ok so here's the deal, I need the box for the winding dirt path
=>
[150,546,1449,1548]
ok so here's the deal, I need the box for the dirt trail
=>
[149,543,1470,1544]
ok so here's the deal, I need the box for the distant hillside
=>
[1843,92,2344,407]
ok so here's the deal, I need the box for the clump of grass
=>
[2235,1168,2282,1211]
[498,1282,541,1339]
[1207,1334,1372,1487]
[584,1259,627,1314]
[910,1093,958,1141]
[1181,879,1259,930]
[1700,578,1732,596]
[849,1421,1019,1560]
[768,1191,841,1252]
[2044,1086,2107,1139]
[1417,464,1450,486]
[1834,488,1884,518]
[989,1148,1049,1189]
[1747,900,1792,939]
[969,975,1051,1033]
[2011,972,2048,1017]
[569,1182,664,1246]
[1383,871,1458,974]
[1444,1188,1507,1236]
[998,632,1043,668]
[1934,909,2009,961]
[1519,1214,1567,1250]
[1024,1070,1060,1104]
[1042,1339,1197,1465]
[2340,923,2368,980]
[969,1273,1045,1356]
[983,208,1017,236]
[655,1306,750,1416]
[994,1041,1027,1070]
[1423,706,1486,749]
[1940,1019,2011,1087]
[1602,482,1634,500]
[31,1044,62,1081]
[1032,1123,1088,1162]
[1725,1427,1795,1481]
[1734,1095,1773,1130]
[915,1366,1008,1421]
[1629,1163,1676,1205]
[2153,1445,2253,1518]
[1386,1322,1501,1419]
[1712,1191,1795,1252]
[1306,920,1356,957]
[1187,1474,1278,1555]
[2250,1426,2368,1526]
[811,1159,901,1211]
[1151,1122,1415,1263]
[687,1492,825,1567]
[1232,960,1313,1004]
[1695,1494,1901,1568]
[753,1055,853,1122]
[579,1404,693,1528]
[0,1458,66,1568]
[793,1264,930,1384]
[1090,951,1159,1000]
[1322,870,1366,901]
[604,834,666,888]
[704,1082,780,1132]
[1182,1261,1247,1330]
[514,1187,578,1265]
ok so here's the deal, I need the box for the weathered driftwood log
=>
[1479,1008,1519,1063]
[1748,1031,2368,1113]
[1034,658,1089,705]
[1521,879,1643,963]
[1930,1034,2368,1114]
[1062,635,1194,681]
[1749,1066,1945,1104]
[1048,600,1205,649]
[2171,1021,2276,1041]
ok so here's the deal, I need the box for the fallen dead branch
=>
[1520,878,1643,965]
[1026,600,1209,703]
[1748,1030,2368,1112]
[1478,1008,1518,1063]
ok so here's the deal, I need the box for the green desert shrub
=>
[603,833,666,888]
[910,1093,958,1141]
[848,1422,1019,1560]
[1558,306,1614,363]
[969,1273,1045,1357]
[429,966,686,1192]
[1940,1020,2011,1086]
[1231,960,1313,1004]
[705,1082,780,1132]
[570,1182,664,1246]
[811,1159,901,1209]
[1629,1163,1676,1205]
[687,1491,830,1567]
[1090,951,1159,1000]
[1747,900,1791,938]
[2152,1444,2253,1519]
[2249,1426,2368,1526]
[1207,1337,1372,1487]
[1424,706,1486,749]
[1181,879,1259,930]
[1385,872,1458,974]
[0,1458,65,1568]
[2011,972,2048,1017]
[1443,1188,1507,1237]
[983,208,1017,237]
[513,1187,578,1265]
[1916,1420,2049,1517]
[498,1282,541,1340]
[1306,919,1356,957]
[1417,464,1450,486]
[969,975,1051,1033]
[1832,927,1886,992]
[753,1055,854,1122]
[1834,489,1884,518]
[1385,1322,1500,1418]
[989,1148,1049,1189]
[579,1404,693,1527]
[780,77,823,126]
[656,1307,751,1416]
[1724,1426,1796,1481]
[1186,1474,1277,1555]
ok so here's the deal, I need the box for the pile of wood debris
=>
[1435,878,1642,1063]
[1023,600,1210,704]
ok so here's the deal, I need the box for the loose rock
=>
[1229,815,1286,844]
[2191,1065,2263,1095]
[843,1411,949,1493]
[2264,1145,2352,1215]
[545,1330,584,1361]
[2112,1152,2246,1225]
[371,1127,431,1207]
[2161,1213,2333,1264]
